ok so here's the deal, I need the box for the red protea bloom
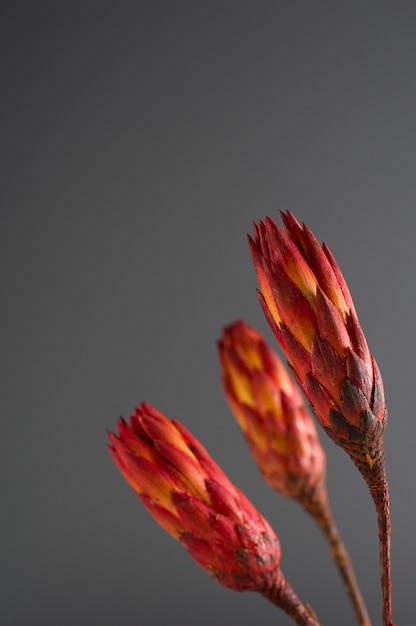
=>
[107,402,279,591]
[248,211,393,626]
[218,319,326,499]
[248,211,386,465]
[107,402,320,626]
[219,319,371,626]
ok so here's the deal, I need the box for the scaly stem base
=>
[260,568,321,626]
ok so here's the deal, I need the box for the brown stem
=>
[298,480,371,626]
[348,444,393,626]
[260,568,321,626]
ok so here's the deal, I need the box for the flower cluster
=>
[107,210,393,626]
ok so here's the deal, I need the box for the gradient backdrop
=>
[2,2,415,625]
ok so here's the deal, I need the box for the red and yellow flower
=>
[248,211,386,461]
[107,402,281,592]
[218,319,325,498]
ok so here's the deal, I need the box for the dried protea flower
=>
[107,402,320,626]
[219,319,371,626]
[248,211,393,626]
[248,211,386,456]
[218,319,326,499]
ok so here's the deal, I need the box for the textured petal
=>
[345,348,373,402]
[270,266,318,351]
[172,420,229,485]
[138,412,192,458]
[171,491,214,535]
[153,439,208,499]
[315,286,351,356]
[301,224,349,315]
[248,236,282,327]
[122,453,176,504]
[339,380,371,428]
[311,336,345,400]
[346,312,372,369]
[304,374,337,429]
[251,368,282,416]
[280,324,311,385]
[205,478,243,519]
[371,356,387,424]
[280,209,307,252]
[179,532,221,569]
[264,217,317,297]
[114,420,157,461]
[138,494,180,538]
[322,242,356,315]
[256,290,284,347]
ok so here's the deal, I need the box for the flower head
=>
[107,402,280,591]
[248,211,386,458]
[218,320,326,498]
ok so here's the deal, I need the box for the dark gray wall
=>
[2,2,415,625]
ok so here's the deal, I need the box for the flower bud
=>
[248,211,387,461]
[107,402,280,592]
[218,319,325,498]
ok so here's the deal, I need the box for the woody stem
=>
[354,451,393,626]
[260,568,321,626]
[298,481,371,626]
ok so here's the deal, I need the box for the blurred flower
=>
[218,319,325,499]
[248,210,386,459]
[107,402,280,592]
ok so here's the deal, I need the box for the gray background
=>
[1,2,415,625]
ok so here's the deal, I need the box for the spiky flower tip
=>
[248,211,393,626]
[219,319,371,626]
[107,402,320,626]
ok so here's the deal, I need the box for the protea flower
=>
[248,211,393,626]
[107,402,320,626]
[218,319,326,499]
[219,319,371,626]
